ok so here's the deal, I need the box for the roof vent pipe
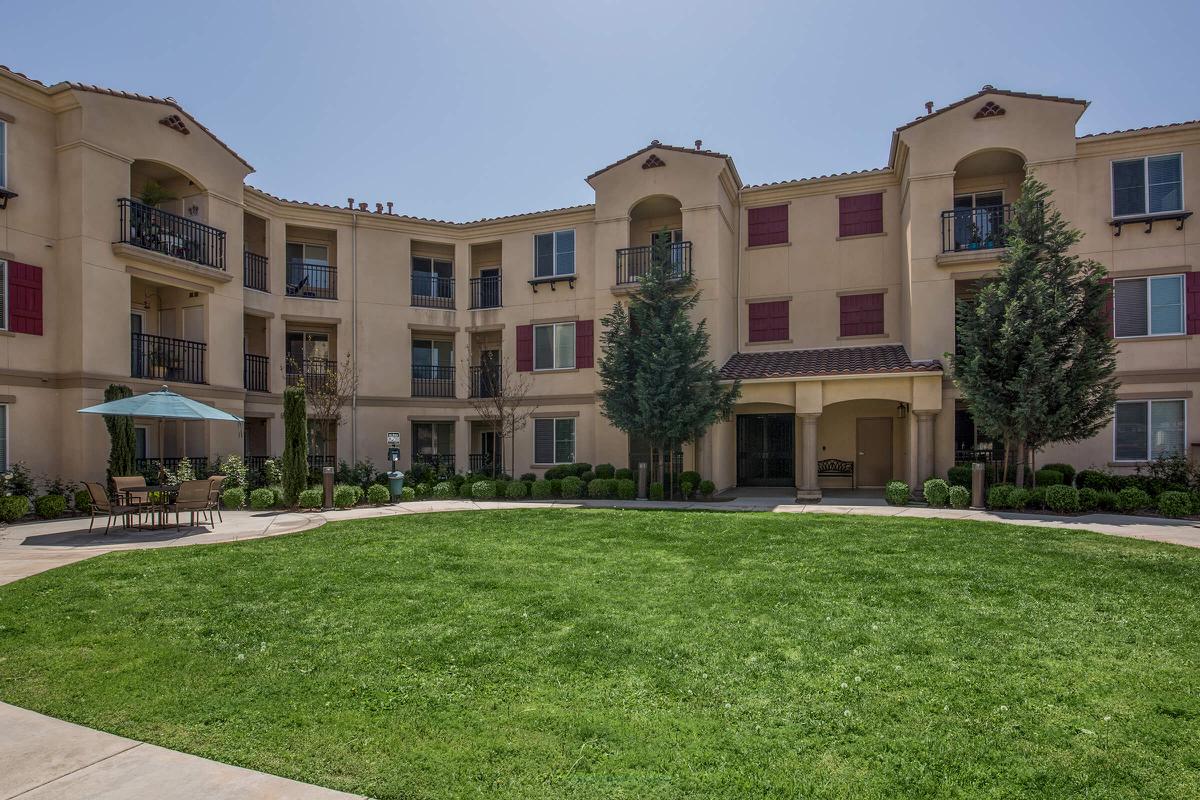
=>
[694,139,702,150]
[375,203,383,213]
[924,101,934,115]
[358,202,368,211]
[347,197,354,209]
[386,202,394,214]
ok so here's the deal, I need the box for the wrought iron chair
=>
[85,482,140,534]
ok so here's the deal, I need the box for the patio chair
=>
[84,482,140,534]
[207,475,227,523]
[112,475,151,505]
[169,479,214,531]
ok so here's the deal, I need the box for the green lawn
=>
[1,510,1198,799]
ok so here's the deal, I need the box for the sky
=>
[5,0,1199,222]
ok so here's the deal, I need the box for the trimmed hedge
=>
[987,484,1014,509]
[367,484,390,505]
[1115,486,1151,514]
[298,488,322,509]
[74,488,93,512]
[615,468,634,481]
[616,479,636,500]
[0,495,30,523]
[220,487,245,510]
[34,494,67,520]
[399,486,416,502]
[1034,468,1064,487]
[948,485,970,509]
[947,465,971,488]
[560,476,584,499]
[680,471,701,491]
[1045,485,1079,513]
[1076,470,1112,492]
[472,481,497,500]
[506,481,528,499]
[1008,488,1030,511]
[249,488,275,510]
[699,480,716,499]
[432,482,455,499]
[594,463,615,479]
[1077,487,1100,512]
[1043,463,1076,486]
[333,484,358,509]
[587,479,610,499]
[1157,490,1192,519]
[885,481,909,506]
[923,478,950,507]
[531,480,553,500]
[648,482,665,501]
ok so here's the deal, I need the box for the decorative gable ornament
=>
[159,114,190,135]
[642,154,666,169]
[974,101,1006,119]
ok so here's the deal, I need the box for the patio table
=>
[122,485,178,529]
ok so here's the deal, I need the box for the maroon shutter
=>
[1101,278,1114,338]
[840,292,884,337]
[747,204,788,247]
[838,193,884,237]
[575,319,594,368]
[1187,272,1200,335]
[516,324,533,371]
[8,262,43,336]
[748,300,788,342]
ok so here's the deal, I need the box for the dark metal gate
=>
[736,414,795,486]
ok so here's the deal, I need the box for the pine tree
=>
[953,174,1117,486]
[103,383,136,484]
[281,386,308,506]
[598,232,740,493]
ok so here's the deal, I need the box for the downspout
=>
[350,210,358,465]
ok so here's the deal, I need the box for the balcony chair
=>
[84,482,141,534]
[169,479,215,531]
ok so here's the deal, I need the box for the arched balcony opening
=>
[617,195,690,285]
[119,160,225,270]
[942,149,1027,254]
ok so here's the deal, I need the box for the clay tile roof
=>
[719,345,942,381]
[892,86,1088,136]
[1077,119,1200,140]
[586,141,741,186]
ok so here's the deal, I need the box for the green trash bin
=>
[388,471,405,500]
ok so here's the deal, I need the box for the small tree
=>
[294,352,359,467]
[281,386,308,506]
[953,174,1118,486]
[103,383,136,484]
[465,353,539,477]
[598,231,740,495]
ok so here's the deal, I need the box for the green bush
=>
[298,488,322,509]
[698,479,716,498]
[885,481,909,506]
[220,487,245,510]
[560,476,584,499]
[616,479,636,500]
[34,494,67,519]
[1096,490,1118,512]
[648,482,664,501]
[367,484,390,505]
[948,485,970,509]
[459,480,476,498]
[579,471,595,484]
[506,481,528,499]
[1157,490,1192,519]
[987,484,1014,509]
[1043,463,1076,486]
[947,465,972,488]
[493,480,510,499]
[679,471,702,491]
[472,481,497,500]
[1078,487,1100,512]
[570,463,593,477]
[0,495,29,523]
[680,481,695,499]
[923,478,950,507]
[615,468,634,481]
[249,488,275,510]
[268,486,284,507]
[1026,487,1046,511]
[1034,468,1064,487]
[398,486,416,502]
[1008,488,1030,511]
[74,488,92,512]
[587,479,610,499]
[1076,470,1112,492]
[594,463,615,479]
[530,480,552,500]
[333,484,357,509]
[1115,486,1151,514]
[429,481,453,500]
[1045,485,1080,513]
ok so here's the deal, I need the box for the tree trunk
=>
[1015,440,1027,488]
[1001,436,1010,486]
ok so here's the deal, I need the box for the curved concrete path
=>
[2,497,1199,799]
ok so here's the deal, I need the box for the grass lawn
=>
[1,510,1198,798]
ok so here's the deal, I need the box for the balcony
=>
[469,274,502,309]
[244,353,269,392]
[469,453,503,474]
[468,365,501,398]
[135,456,212,480]
[412,273,455,309]
[616,241,692,285]
[118,198,226,270]
[286,260,337,300]
[412,452,455,472]
[941,205,1012,253]
[286,358,336,392]
[131,332,206,384]
[412,364,455,398]
[244,251,268,291]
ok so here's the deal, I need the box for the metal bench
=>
[817,458,855,487]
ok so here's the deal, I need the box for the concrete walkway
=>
[2,496,1199,799]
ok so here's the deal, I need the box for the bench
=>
[817,458,855,487]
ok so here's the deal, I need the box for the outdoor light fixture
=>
[896,403,909,418]
[0,188,16,210]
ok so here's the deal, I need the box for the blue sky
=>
[6,0,1199,221]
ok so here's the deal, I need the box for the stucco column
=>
[916,411,936,495]
[454,418,470,475]
[797,413,821,502]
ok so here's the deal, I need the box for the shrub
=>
[543,466,566,481]
[494,480,510,499]
[570,463,592,477]
[948,485,970,509]
[594,463,615,479]
[34,494,67,519]
[616,479,637,500]
[1043,463,1076,486]
[923,478,950,507]
[332,484,357,508]
[367,484,390,505]
[698,479,716,499]
[399,486,416,502]
[298,488,322,509]
[1157,490,1192,519]
[680,481,695,499]
[679,471,702,490]
[1076,470,1112,492]
[249,488,275,510]
[1034,468,1064,487]
[218,487,244,510]
[1115,486,1151,514]
[74,488,92,512]
[506,481,528,499]
[472,481,497,500]
[1096,490,1118,512]
[549,479,563,497]
[530,480,552,500]
[1077,487,1100,512]
[519,472,536,483]
[885,481,910,506]
[587,479,610,499]
[1026,487,1046,511]
[1045,485,1080,513]
[648,482,665,501]
[579,470,596,484]
[560,476,584,499]
[946,465,971,488]
[216,454,250,490]
[0,495,29,523]
[1008,488,1030,511]
[987,484,1013,509]
[351,485,365,505]
[615,468,634,481]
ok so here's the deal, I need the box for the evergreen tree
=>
[598,232,740,493]
[103,383,136,484]
[953,174,1117,486]
[281,386,308,506]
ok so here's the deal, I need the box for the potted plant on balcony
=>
[137,179,176,209]
[147,346,170,379]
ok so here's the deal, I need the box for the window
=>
[0,121,6,189]
[534,417,575,464]
[411,256,453,299]
[534,230,575,278]
[1114,274,1184,337]
[840,292,884,337]
[412,422,454,456]
[748,300,789,342]
[747,205,788,247]
[1114,399,1185,461]
[533,322,575,370]
[1112,154,1183,217]
[412,338,454,375]
[286,242,331,291]
[838,193,883,237]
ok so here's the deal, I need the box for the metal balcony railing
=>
[118,198,226,270]
[469,453,503,474]
[286,358,336,392]
[468,365,501,398]
[616,241,692,285]
[131,332,206,384]
[412,452,456,472]
[243,251,268,291]
[244,353,269,392]
[286,260,337,300]
[412,272,455,309]
[411,364,455,398]
[941,205,1012,253]
[469,274,502,309]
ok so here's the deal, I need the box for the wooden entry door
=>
[855,417,893,488]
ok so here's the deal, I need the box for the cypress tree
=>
[103,383,136,483]
[281,386,308,506]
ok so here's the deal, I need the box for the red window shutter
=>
[1101,278,1114,338]
[516,324,533,371]
[840,292,884,337]
[8,262,43,336]
[575,319,594,368]
[1187,272,1200,335]
[839,193,884,238]
[748,300,789,342]
[747,204,788,247]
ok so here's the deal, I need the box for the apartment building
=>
[0,64,1196,498]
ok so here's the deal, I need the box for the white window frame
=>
[1113,398,1187,463]
[0,120,7,190]
[532,229,576,278]
[1113,273,1186,338]
[534,417,575,465]
[1111,153,1185,219]
[532,321,575,371]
